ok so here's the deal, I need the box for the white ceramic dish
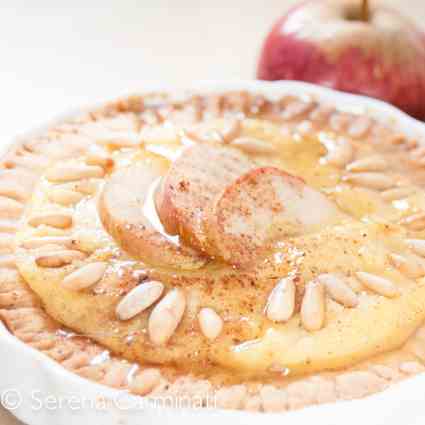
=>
[2,80,425,425]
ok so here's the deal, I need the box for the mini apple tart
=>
[2,89,425,412]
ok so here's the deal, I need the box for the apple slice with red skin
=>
[99,163,207,270]
[208,167,342,267]
[257,0,425,120]
[155,144,256,254]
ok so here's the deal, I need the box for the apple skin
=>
[257,0,425,121]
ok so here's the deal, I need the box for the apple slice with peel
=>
[99,163,206,270]
[155,144,255,254]
[209,167,342,266]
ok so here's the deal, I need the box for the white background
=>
[0,1,424,424]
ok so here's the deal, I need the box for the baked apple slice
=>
[155,144,256,253]
[99,162,206,270]
[209,167,343,266]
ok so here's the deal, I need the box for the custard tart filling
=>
[2,90,425,411]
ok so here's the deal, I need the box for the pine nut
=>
[98,132,139,148]
[47,188,84,206]
[148,288,185,345]
[0,196,23,218]
[329,113,350,132]
[343,173,395,190]
[296,120,314,135]
[389,134,407,146]
[381,187,414,201]
[389,254,425,279]
[309,105,334,124]
[130,368,161,396]
[346,157,387,172]
[86,147,114,168]
[61,262,108,291]
[322,137,353,167]
[401,213,425,231]
[220,119,242,143]
[73,179,100,195]
[31,243,65,252]
[198,307,223,340]
[5,153,49,171]
[407,239,425,257]
[265,277,296,322]
[35,250,86,268]
[0,220,18,233]
[186,119,241,144]
[231,137,275,155]
[282,100,314,120]
[317,273,358,308]
[355,272,400,298]
[0,180,31,202]
[140,125,178,144]
[80,122,139,147]
[28,213,73,229]
[46,165,104,183]
[0,233,13,251]
[20,236,74,250]
[301,280,325,331]
[116,281,164,321]
[347,116,372,139]
[0,254,16,268]
[410,146,425,160]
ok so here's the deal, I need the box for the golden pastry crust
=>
[1,91,425,413]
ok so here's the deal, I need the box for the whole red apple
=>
[257,0,425,120]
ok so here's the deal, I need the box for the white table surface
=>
[0,1,424,424]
